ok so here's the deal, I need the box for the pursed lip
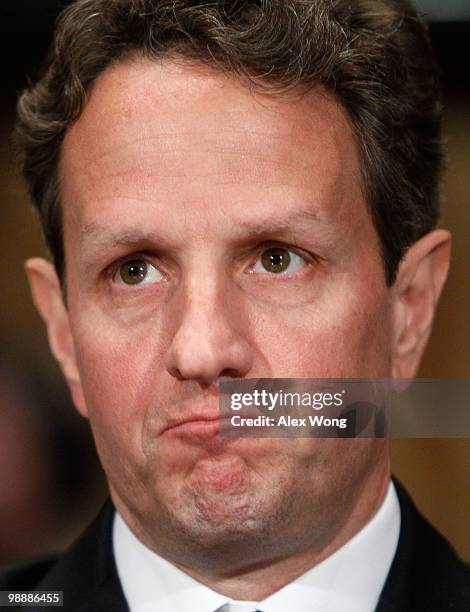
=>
[161,403,266,438]
[162,413,232,437]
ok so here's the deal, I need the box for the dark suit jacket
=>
[1,480,469,611]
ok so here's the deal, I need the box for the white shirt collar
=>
[113,480,400,612]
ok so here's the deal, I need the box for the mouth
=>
[163,415,233,438]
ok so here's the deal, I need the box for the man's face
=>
[56,58,395,568]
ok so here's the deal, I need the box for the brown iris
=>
[119,260,148,284]
[261,247,291,273]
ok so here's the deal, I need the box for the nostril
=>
[220,367,245,378]
[166,365,186,381]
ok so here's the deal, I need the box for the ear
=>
[391,230,451,379]
[25,258,88,418]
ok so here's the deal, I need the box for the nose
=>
[164,280,253,385]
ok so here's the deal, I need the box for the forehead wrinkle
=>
[77,128,298,163]
[79,141,314,186]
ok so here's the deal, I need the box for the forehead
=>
[59,57,370,244]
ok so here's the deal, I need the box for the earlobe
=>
[25,258,88,418]
[392,229,451,379]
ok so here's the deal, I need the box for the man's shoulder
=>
[0,501,129,612]
[0,556,58,590]
[377,478,470,611]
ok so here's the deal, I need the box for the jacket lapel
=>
[376,478,470,611]
[34,500,129,612]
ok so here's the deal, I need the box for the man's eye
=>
[113,259,163,285]
[252,247,308,275]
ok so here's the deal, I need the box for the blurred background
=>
[0,0,468,564]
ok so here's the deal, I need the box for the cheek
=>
[69,306,168,452]
[68,320,173,500]
[250,280,393,377]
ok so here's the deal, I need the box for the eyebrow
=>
[229,207,340,250]
[81,224,165,247]
[79,205,334,256]
[234,208,321,235]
